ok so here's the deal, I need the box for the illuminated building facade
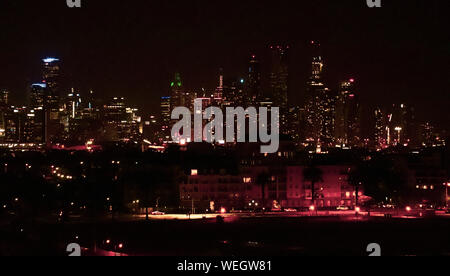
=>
[0,90,9,141]
[170,73,185,108]
[180,166,287,211]
[245,55,262,106]
[103,97,140,142]
[42,58,62,143]
[160,96,171,141]
[386,104,417,147]
[374,107,387,149]
[287,166,365,208]
[334,79,361,148]
[305,53,335,148]
[223,77,245,107]
[180,165,366,211]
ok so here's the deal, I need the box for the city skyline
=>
[0,0,448,133]
[0,0,449,258]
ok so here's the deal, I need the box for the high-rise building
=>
[30,83,47,142]
[42,57,62,143]
[269,46,289,134]
[0,90,9,141]
[245,55,262,106]
[170,73,185,108]
[223,77,245,107]
[386,104,416,146]
[1,106,36,143]
[374,107,387,149]
[64,88,83,119]
[160,96,171,141]
[335,79,361,147]
[214,68,224,99]
[103,97,140,142]
[304,48,335,148]
[42,57,61,108]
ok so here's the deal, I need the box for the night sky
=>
[0,0,448,131]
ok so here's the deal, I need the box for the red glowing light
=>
[355,207,361,213]
[220,207,226,214]
[309,205,315,211]
[406,206,412,212]
[118,243,123,249]
[106,240,111,244]
[349,78,355,83]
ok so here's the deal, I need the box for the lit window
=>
[191,169,198,176]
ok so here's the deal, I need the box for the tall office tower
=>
[30,83,47,142]
[62,89,83,137]
[30,84,46,109]
[269,45,289,134]
[223,77,245,107]
[64,88,82,119]
[170,73,185,108]
[305,48,335,148]
[42,57,61,108]
[3,107,20,142]
[387,103,416,146]
[214,68,224,99]
[419,122,435,148]
[42,57,62,144]
[245,55,262,106]
[80,90,98,119]
[374,107,387,149]
[103,97,139,142]
[334,79,361,147]
[85,90,95,110]
[160,96,171,141]
[0,90,9,141]
[1,106,35,143]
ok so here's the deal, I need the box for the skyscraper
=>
[42,57,62,143]
[304,45,335,148]
[269,45,289,135]
[160,96,171,141]
[170,73,185,108]
[374,107,387,149]
[30,83,47,142]
[42,57,61,106]
[245,55,262,106]
[30,83,46,109]
[335,79,361,147]
[103,97,140,142]
[0,90,8,141]
[386,103,416,146]
[214,68,224,99]
[223,77,245,107]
